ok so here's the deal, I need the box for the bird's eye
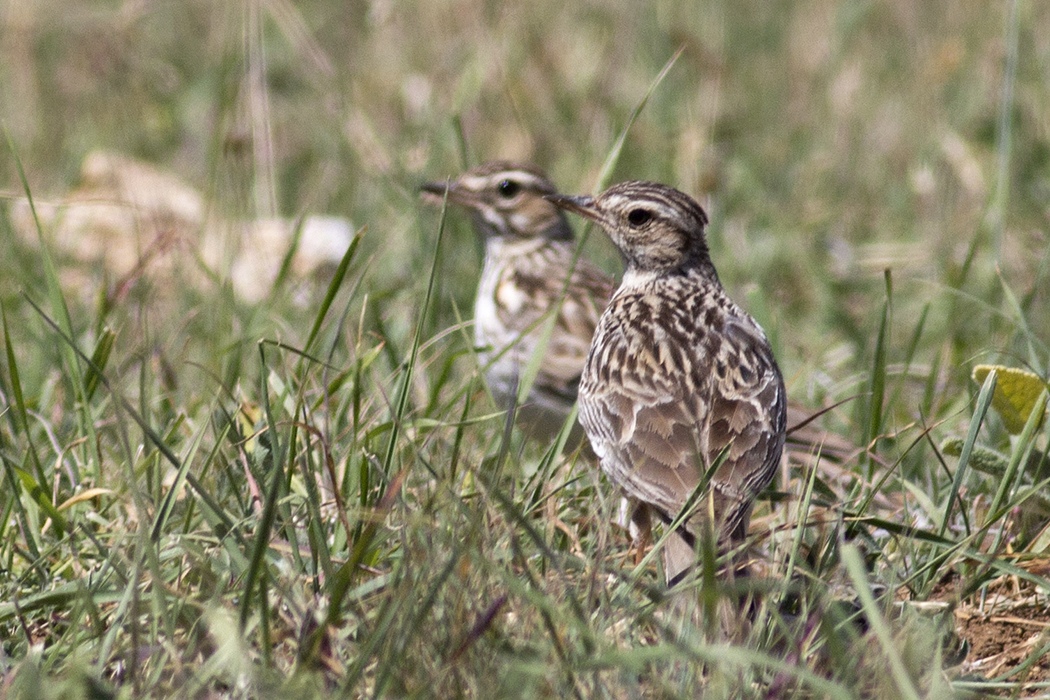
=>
[497,179,520,198]
[627,209,652,227]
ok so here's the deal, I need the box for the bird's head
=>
[547,181,711,274]
[421,161,573,242]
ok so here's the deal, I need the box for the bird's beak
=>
[420,180,448,196]
[420,179,484,211]
[420,179,459,205]
[544,194,600,222]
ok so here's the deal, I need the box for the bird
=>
[547,181,787,588]
[420,161,616,446]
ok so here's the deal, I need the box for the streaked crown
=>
[421,161,573,242]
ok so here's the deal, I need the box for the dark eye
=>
[497,179,520,198]
[627,209,652,227]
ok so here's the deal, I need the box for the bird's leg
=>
[616,497,652,564]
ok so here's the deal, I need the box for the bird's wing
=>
[500,258,614,402]
[701,316,785,538]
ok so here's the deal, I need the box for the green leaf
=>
[972,364,1049,434]
[14,466,68,535]
[84,327,116,401]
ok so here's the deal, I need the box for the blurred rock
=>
[10,150,203,282]
[10,150,352,304]
[212,216,353,303]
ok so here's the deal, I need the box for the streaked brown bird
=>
[548,181,787,586]
[420,161,615,444]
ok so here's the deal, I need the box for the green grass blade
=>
[986,387,1049,541]
[84,327,116,401]
[594,46,684,190]
[238,344,286,632]
[938,369,997,540]
[380,187,449,480]
[841,543,922,700]
[12,464,67,535]
[1,303,47,487]
[150,412,222,541]
[863,270,891,479]
[301,226,364,357]
[5,128,98,472]
[22,293,239,539]
[987,0,1020,260]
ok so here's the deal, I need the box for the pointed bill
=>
[419,178,455,203]
[544,194,600,221]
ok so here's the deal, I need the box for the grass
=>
[1,0,1050,697]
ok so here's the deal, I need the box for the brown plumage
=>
[548,181,787,585]
[420,162,615,443]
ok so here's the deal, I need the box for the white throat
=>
[484,236,549,259]
[618,267,661,290]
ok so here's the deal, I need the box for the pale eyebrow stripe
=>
[461,171,548,192]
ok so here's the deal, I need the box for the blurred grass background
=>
[1,0,1049,697]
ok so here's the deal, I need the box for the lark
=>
[420,161,615,445]
[548,182,787,586]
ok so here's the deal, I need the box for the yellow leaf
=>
[972,364,1049,434]
[58,488,114,511]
